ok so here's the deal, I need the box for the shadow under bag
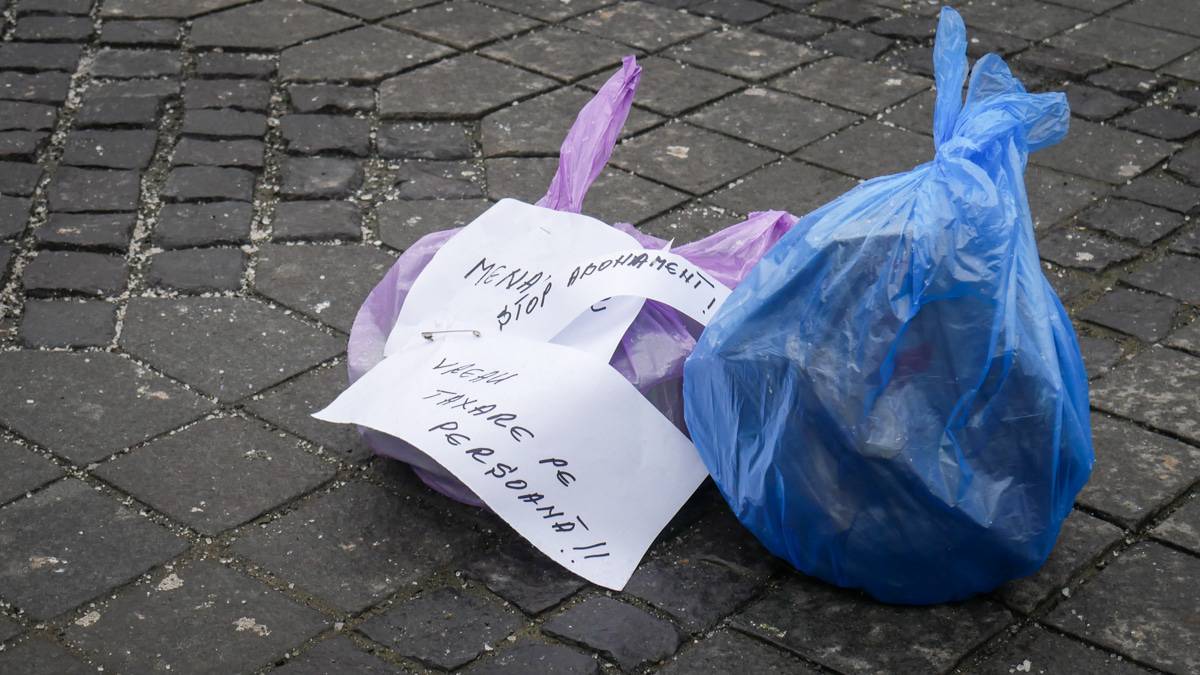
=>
[683,7,1094,604]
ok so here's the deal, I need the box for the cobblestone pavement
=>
[0,0,1198,672]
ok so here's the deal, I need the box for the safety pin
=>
[422,329,482,340]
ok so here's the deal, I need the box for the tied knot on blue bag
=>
[682,6,1094,605]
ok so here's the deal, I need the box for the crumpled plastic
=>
[347,56,796,505]
[682,7,1094,604]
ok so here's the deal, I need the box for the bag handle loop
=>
[932,7,967,150]
[537,56,641,214]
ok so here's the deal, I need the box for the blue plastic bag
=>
[682,7,1094,605]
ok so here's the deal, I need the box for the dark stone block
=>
[973,624,1148,675]
[13,15,93,40]
[641,201,740,243]
[146,248,245,292]
[275,636,404,674]
[1115,107,1200,141]
[21,299,116,347]
[688,89,858,154]
[1037,227,1140,271]
[393,161,484,200]
[1172,86,1200,112]
[0,101,56,131]
[99,19,180,45]
[463,539,586,614]
[195,51,276,79]
[997,510,1122,612]
[183,78,271,111]
[1169,145,1200,186]
[1078,413,1200,525]
[377,199,489,251]
[92,48,181,78]
[0,638,92,675]
[181,109,268,138]
[0,195,31,238]
[288,83,373,114]
[62,129,158,169]
[47,167,141,212]
[542,596,682,671]
[190,0,356,50]
[0,480,187,619]
[799,120,932,180]
[1113,0,1200,38]
[1152,495,1200,554]
[172,137,264,168]
[624,508,774,631]
[280,158,363,199]
[753,13,834,42]
[466,642,599,675]
[813,28,893,60]
[1032,119,1175,184]
[162,166,255,202]
[231,481,479,612]
[0,42,81,70]
[734,576,1011,673]
[75,95,161,128]
[693,0,772,23]
[377,121,473,160]
[1167,318,1200,353]
[244,365,370,461]
[380,54,555,118]
[100,0,249,19]
[89,79,180,99]
[120,297,344,402]
[35,212,133,251]
[709,160,856,220]
[868,15,936,40]
[481,86,659,157]
[280,114,370,157]
[475,0,606,21]
[1114,174,1200,214]
[1124,253,1200,304]
[568,2,716,50]
[23,250,127,296]
[0,131,47,159]
[1050,17,1199,70]
[252,243,395,332]
[611,123,773,195]
[482,27,629,81]
[1014,47,1107,80]
[0,351,212,463]
[95,417,335,535]
[0,438,62,505]
[307,0,437,20]
[1088,66,1163,99]
[775,57,931,114]
[1077,198,1181,245]
[1078,335,1123,378]
[361,587,524,670]
[279,25,451,83]
[155,202,252,248]
[1091,347,1200,443]
[388,0,538,50]
[0,72,71,103]
[18,0,94,13]
[0,160,39,198]
[808,0,889,25]
[659,630,819,674]
[65,560,328,674]
[1078,288,1177,342]
[271,200,361,241]
[1064,84,1135,122]
[959,0,1086,40]
[665,29,820,81]
[1046,542,1199,673]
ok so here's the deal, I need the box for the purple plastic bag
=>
[347,56,797,505]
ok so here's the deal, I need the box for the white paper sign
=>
[384,199,646,359]
[315,335,709,590]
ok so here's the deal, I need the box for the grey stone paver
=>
[94,417,335,535]
[2,1,1199,671]
[65,560,328,675]
[1046,542,1199,673]
[0,479,188,619]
